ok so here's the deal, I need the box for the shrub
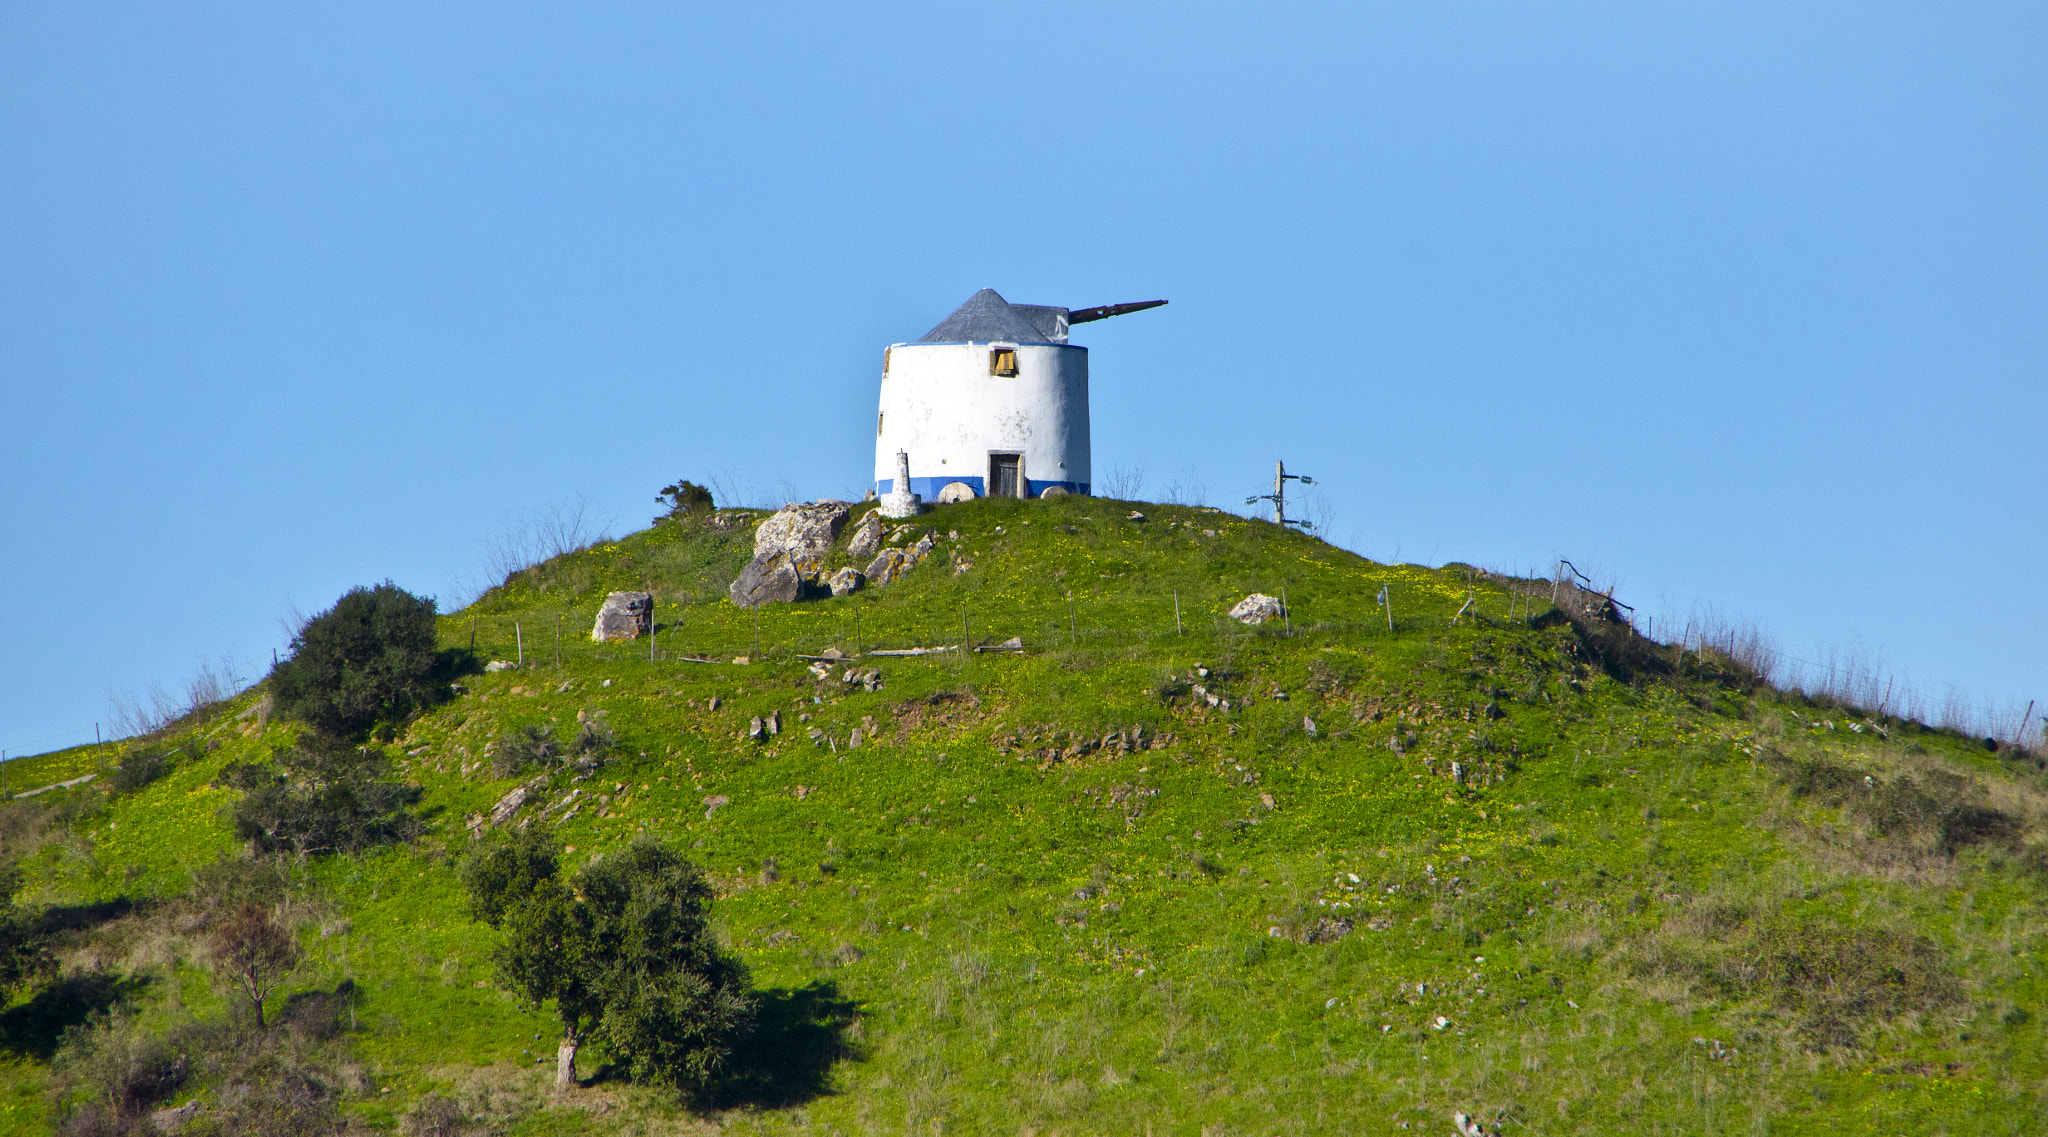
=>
[108,740,200,796]
[654,479,716,524]
[401,1095,482,1137]
[223,733,422,858]
[268,582,451,739]
[490,724,561,778]
[0,861,53,996]
[490,718,614,778]
[52,1010,188,1128]
[1633,909,1960,1047]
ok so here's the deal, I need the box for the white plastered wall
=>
[873,342,1091,498]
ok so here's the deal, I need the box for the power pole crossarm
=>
[1246,460,1316,529]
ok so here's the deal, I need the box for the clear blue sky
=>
[3,3,2042,757]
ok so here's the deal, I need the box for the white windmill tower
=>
[873,289,1165,515]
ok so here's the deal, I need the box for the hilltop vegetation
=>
[0,493,2042,1135]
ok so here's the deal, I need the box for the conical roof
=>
[918,289,1056,344]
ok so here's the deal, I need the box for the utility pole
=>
[1246,461,1316,529]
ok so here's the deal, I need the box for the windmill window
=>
[989,348,1019,377]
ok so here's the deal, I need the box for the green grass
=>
[4,494,2044,1135]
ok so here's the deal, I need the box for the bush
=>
[489,724,561,778]
[0,861,53,996]
[490,718,614,779]
[108,740,199,796]
[54,1002,350,1137]
[223,733,422,858]
[268,582,450,739]
[52,1010,188,1128]
[401,1095,483,1137]
[654,479,715,524]
[1633,910,1960,1047]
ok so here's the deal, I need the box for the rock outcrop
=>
[729,551,804,608]
[829,567,865,596]
[846,510,883,557]
[591,592,653,641]
[753,501,850,562]
[727,501,857,607]
[865,548,910,587]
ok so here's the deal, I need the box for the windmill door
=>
[989,453,1022,498]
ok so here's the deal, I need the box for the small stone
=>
[829,567,865,596]
[484,660,516,672]
[1127,511,1146,522]
[849,728,863,748]
[909,533,936,563]
[702,794,730,819]
[1303,717,1318,737]
[747,716,765,741]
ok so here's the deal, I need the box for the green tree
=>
[224,732,422,857]
[460,825,561,927]
[466,835,754,1094]
[269,582,447,739]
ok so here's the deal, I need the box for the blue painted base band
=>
[878,477,1089,499]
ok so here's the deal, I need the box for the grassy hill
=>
[2,494,2042,1135]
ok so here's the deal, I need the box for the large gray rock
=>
[846,510,883,557]
[591,592,653,641]
[754,502,850,560]
[829,567,865,596]
[865,548,911,587]
[730,551,803,607]
[1229,593,1285,624]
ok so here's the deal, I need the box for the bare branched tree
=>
[1160,468,1210,507]
[107,656,249,739]
[1099,461,1148,501]
[479,495,615,584]
[210,904,300,1028]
